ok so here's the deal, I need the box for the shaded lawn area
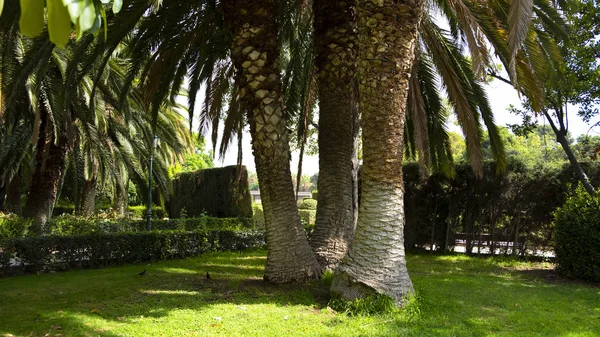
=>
[0,250,598,337]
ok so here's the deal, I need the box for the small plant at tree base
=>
[328,292,422,318]
[328,293,398,316]
[180,207,188,219]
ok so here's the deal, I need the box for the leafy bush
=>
[0,213,32,241]
[329,293,397,316]
[252,204,265,229]
[299,209,316,226]
[553,185,600,282]
[298,198,317,210]
[0,215,255,240]
[0,229,266,274]
[128,206,168,219]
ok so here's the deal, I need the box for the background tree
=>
[491,0,599,194]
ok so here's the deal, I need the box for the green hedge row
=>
[252,204,265,229]
[0,230,266,275]
[0,214,255,240]
[127,206,168,219]
[298,198,317,210]
[53,205,168,219]
[299,209,316,226]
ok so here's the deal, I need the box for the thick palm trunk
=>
[23,113,69,235]
[311,0,360,270]
[76,178,97,217]
[331,0,422,306]
[4,173,21,215]
[113,180,129,218]
[222,0,321,283]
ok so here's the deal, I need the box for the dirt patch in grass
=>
[504,265,600,287]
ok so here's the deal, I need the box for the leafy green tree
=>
[492,0,599,195]
[2,0,123,46]
[169,135,214,176]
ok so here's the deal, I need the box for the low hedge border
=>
[0,215,255,240]
[0,229,266,275]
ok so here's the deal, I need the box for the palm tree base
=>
[330,181,414,306]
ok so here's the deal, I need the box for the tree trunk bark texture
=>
[113,180,129,218]
[23,112,69,235]
[222,0,321,283]
[331,0,422,306]
[76,178,97,217]
[4,173,22,215]
[557,131,595,195]
[311,0,361,270]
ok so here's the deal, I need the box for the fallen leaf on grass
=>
[50,325,62,330]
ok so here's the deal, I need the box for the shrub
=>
[0,229,266,274]
[0,213,32,241]
[553,185,600,282]
[311,190,318,200]
[168,165,253,218]
[298,198,317,210]
[128,206,168,219]
[252,204,265,229]
[0,215,254,240]
[299,209,316,226]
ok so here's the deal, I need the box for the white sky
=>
[197,78,598,176]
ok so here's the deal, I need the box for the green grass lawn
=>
[0,250,598,337]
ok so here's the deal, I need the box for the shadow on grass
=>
[1,250,598,337]
[0,251,331,336]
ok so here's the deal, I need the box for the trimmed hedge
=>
[168,165,253,218]
[128,206,168,219]
[298,198,317,210]
[53,205,168,219]
[0,214,255,239]
[554,186,600,282]
[0,229,265,275]
[252,204,265,229]
[299,209,316,226]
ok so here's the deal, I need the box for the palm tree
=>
[329,0,566,305]
[220,0,321,282]
[328,0,425,305]
[310,0,360,270]
[83,0,321,282]
[0,4,192,229]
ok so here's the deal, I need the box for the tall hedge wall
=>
[399,160,600,254]
[168,165,253,218]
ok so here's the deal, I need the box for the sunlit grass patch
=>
[0,249,598,337]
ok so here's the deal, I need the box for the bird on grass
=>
[137,269,146,276]
[206,272,211,280]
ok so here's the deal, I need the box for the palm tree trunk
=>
[76,178,97,217]
[4,172,22,215]
[113,179,129,218]
[310,0,360,270]
[331,0,423,306]
[222,0,321,283]
[23,112,69,235]
[0,173,6,211]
